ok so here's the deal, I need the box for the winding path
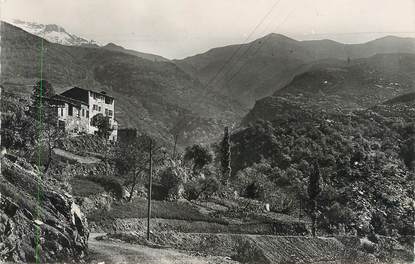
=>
[87,233,237,264]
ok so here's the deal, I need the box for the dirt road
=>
[87,233,238,264]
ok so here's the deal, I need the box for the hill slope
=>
[1,21,244,147]
[243,53,415,125]
[175,34,415,107]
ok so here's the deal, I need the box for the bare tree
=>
[115,134,151,201]
[114,134,165,202]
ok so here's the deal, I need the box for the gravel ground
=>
[87,233,240,264]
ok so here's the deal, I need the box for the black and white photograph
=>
[0,0,414,263]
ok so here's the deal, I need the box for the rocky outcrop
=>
[0,156,89,263]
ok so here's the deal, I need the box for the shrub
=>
[183,144,213,174]
[183,176,221,201]
[183,181,200,200]
[159,166,183,200]
[234,163,274,200]
[371,211,388,235]
[268,192,294,214]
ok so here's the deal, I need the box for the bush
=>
[234,163,274,200]
[183,176,220,201]
[318,201,355,233]
[183,181,200,201]
[268,192,294,214]
[159,166,183,200]
[183,144,213,174]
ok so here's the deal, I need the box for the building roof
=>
[51,94,88,107]
[60,87,114,105]
[90,89,114,99]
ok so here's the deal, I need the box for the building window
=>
[82,109,85,117]
[68,105,73,116]
[93,104,98,111]
[98,106,101,112]
[108,110,113,116]
[105,109,108,115]
[86,110,89,118]
[105,97,113,104]
[61,108,64,116]
[77,108,80,118]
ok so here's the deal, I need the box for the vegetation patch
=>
[87,198,228,225]
[70,177,105,197]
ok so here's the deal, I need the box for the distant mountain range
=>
[175,33,415,107]
[8,19,100,47]
[7,19,169,62]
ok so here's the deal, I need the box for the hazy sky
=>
[1,0,415,59]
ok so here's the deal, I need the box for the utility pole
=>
[146,139,153,241]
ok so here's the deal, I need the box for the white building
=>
[55,87,118,141]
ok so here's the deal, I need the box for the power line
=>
[212,9,286,86]
[172,0,284,140]
[224,8,296,87]
[205,0,282,89]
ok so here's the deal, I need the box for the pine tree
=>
[220,127,231,185]
[308,161,322,236]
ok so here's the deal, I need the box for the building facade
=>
[55,87,118,141]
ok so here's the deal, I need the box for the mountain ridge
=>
[175,33,415,107]
[101,42,169,62]
[8,19,100,47]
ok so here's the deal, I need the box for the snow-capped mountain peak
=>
[9,19,100,47]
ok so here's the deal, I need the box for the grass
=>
[70,175,123,199]
[88,197,228,225]
[85,176,123,199]
[70,178,105,197]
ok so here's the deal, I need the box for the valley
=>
[1,16,415,264]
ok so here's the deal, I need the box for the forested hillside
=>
[229,92,414,244]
